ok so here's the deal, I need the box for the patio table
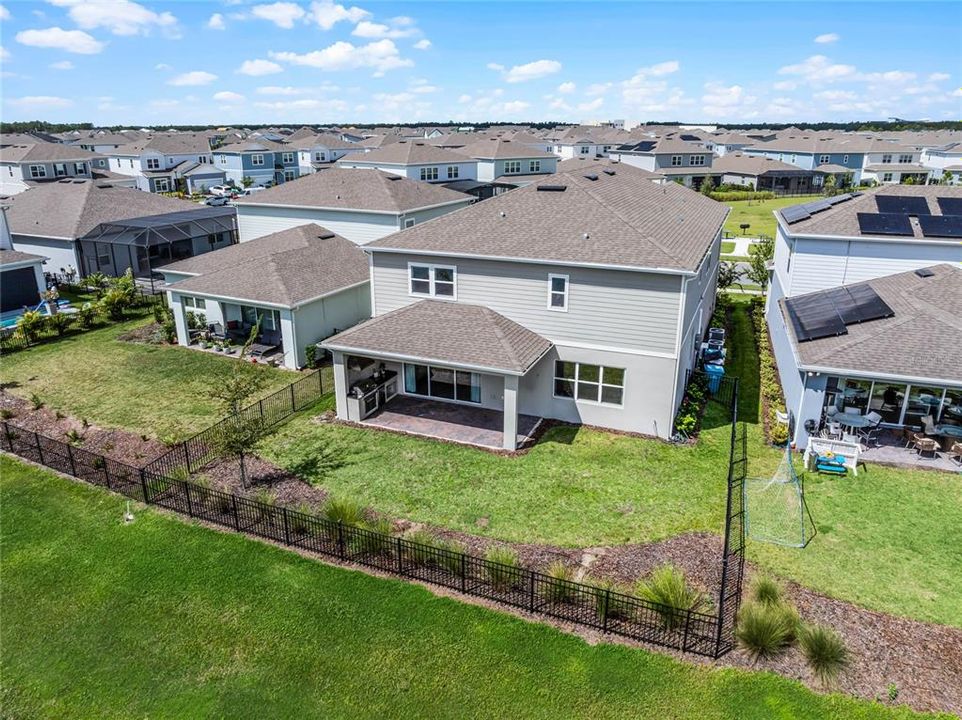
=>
[935,424,962,451]
[835,414,874,429]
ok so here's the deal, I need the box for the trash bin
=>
[704,364,725,394]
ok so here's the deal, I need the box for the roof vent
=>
[59,178,72,183]
[317,232,336,240]
[386,175,402,181]
[536,184,567,192]
[583,173,598,181]
[602,169,616,176]
[915,267,935,278]
[583,232,590,240]
[499,211,506,218]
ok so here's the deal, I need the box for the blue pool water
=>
[0,300,72,329]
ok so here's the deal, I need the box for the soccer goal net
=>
[744,446,815,548]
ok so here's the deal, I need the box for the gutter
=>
[232,196,472,217]
[319,343,535,377]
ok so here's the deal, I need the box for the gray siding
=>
[371,252,682,355]
[236,204,399,245]
[290,283,371,366]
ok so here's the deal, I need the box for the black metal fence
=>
[144,369,326,478]
[2,368,742,659]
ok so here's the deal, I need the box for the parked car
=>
[208,185,232,197]
[240,187,266,196]
[205,195,230,206]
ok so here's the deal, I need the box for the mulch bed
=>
[0,392,168,467]
[116,322,164,344]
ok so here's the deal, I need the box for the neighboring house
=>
[860,144,931,185]
[701,132,756,157]
[161,224,370,369]
[0,249,48,314]
[0,142,106,195]
[454,138,557,186]
[741,134,893,185]
[711,153,816,194]
[212,140,298,187]
[337,141,478,184]
[547,126,629,159]
[106,133,223,193]
[322,160,727,449]
[233,168,474,245]
[769,264,962,449]
[3,179,237,279]
[921,142,962,185]
[292,133,363,175]
[609,138,717,188]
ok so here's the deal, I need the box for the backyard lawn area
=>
[723,195,822,238]
[1,458,941,720]
[0,317,291,441]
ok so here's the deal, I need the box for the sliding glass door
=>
[403,363,481,403]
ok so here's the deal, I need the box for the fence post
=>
[231,495,241,531]
[336,520,346,558]
[102,457,111,489]
[396,537,404,574]
[528,571,536,612]
[66,442,77,476]
[34,431,45,465]
[282,507,291,545]
[682,609,692,652]
[460,553,467,592]
[184,481,193,517]
[140,469,150,503]
[290,383,296,412]
[1,422,12,451]
[317,368,323,395]
[602,589,611,633]
[259,399,265,418]
[183,441,192,474]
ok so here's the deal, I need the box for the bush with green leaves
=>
[17,310,47,343]
[635,565,705,630]
[323,497,366,526]
[99,287,131,320]
[350,518,393,556]
[798,623,850,686]
[735,600,800,662]
[86,272,109,296]
[749,575,783,606]
[48,312,73,337]
[484,546,521,591]
[288,502,314,535]
[29,393,44,410]
[77,302,97,329]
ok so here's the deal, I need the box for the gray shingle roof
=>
[323,300,552,374]
[164,224,368,308]
[779,264,962,383]
[712,153,811,176]
[367,160,728,273]
[0,142,103,163]
[0,249,47,267]
[341,141,470,165]
[3,180,215,239]
[233,167,472,214]
[777,185,962,239]
[453,138,555,160]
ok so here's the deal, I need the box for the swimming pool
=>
[0,301,72,329]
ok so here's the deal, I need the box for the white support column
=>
[502,374,519,451]
[169,292,189,347]
[332,351,349,420]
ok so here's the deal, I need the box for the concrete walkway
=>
[724,236,759,257]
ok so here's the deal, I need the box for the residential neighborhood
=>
[1,1,960,718]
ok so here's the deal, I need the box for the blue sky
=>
[1,1,960,125]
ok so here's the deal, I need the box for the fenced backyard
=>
[0,367,744,658]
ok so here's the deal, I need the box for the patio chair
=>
[915,436,939,459]
[865,411,883,427]
[207,322,227,341]
[826,421,842,440]
[858,425,881,448]
[951,442,962,467]
[921,415,938,437]
[825,406,839,418]
[843,406,861,415]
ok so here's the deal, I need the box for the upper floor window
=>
[447,165,459,179]
[282,152,295,164]
[579,145,590,154]
[690,155,706,166]
[251,154,265,166]
[819,154,831,164]
[404,218,416,228]
[199,156,208,163]
[529,160,541,173]
[898,154,913,164]
[420,166,439,181]
[671,155,682,166]
[146,157,161,170]
[218,155,227,163]
[409,263,456,298]
[54,163,67,177]
[881,154,893,164]
[315,152,326,162]
[553,361,625,406]
[29,165,46,178]
[790,154,796,163]
[504,160,522,174]
[547,274,568,311]
[882,173,893,183]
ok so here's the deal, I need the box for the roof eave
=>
[319,343,532,376]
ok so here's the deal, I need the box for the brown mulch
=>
[116,322,163,343]
[0,392,168,466]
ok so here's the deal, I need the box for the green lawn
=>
[0,318,291,441]
[723,195,822,238]
[720,240,736,254]
[1,458,943,720]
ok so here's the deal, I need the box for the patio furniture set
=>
[189,321,283,361]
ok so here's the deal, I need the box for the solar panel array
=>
[875,195,931,215]
[781,192,857,224]
[856,212,914,236]
[918,214,962,239]
[936,197,962,215]
[785,283,895,343]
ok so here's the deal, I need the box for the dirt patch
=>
[0,392,168,466]
[116,322,165,344]
[200,454,330,509]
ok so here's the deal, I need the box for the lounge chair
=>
[207,322,227,341]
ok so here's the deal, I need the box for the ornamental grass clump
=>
[635,565,705,630]
[403,529,441,567]
[735,601,800,662]
[798,623,851,687]
[542,561,576,604]
[485,546,521,591]
[749,575,783,607]
[585,577,634,623]
[351,518,393,556]
[323,497,366,527]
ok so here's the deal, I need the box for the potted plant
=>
[41,287,60,316]
[198,337,209,349]
[224,340,236,355]
[214,341,224,352]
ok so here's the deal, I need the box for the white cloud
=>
[493,59,562,83]
[253,98,350,113]
[557,81,576,94]
[352,18,418,39]
[10,95,73,108]
[952,88,962,98]
[237,58,283,76]
[585,82,611,97]
[15,26,105,54]
[456,89,529,119]
[47,0,177,37]
[270,40,412,74]
[149,99,179,109]
[621,60,689,114]
[928,72,950,82]
[778,55,856,83]
[207,13,225,30]
[411,84,437,94]
[256,85,310,95]
[814,33,840,44]
[307,0,370,30]
[413,39,431,50]
[577,98,603,113]
[251,2,305,28]
[213,90,245,102]
[0,4,9,20]
[0,45,10,61]
[155,62,171,70]
[701,82,758,118]
[167,70,218,86]
[772,80,797,91]
[502,100,529,114]
[50,59,74,69]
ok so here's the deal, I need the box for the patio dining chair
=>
[858,425,881,448]
[951,442,962,467]
[865,411,883,427]
[915,436,939,459]
[921,415,938,437]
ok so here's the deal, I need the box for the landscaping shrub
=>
[735,601,799,661]
[351,518,393,556]
[585,577,633,623]
[436,539,466,575]
[751,297,789,445]
[0,408,15,420]
[542,561,576,604]
[709,190,776,202]
[29,393,43,410]
[798,624,850,686]
[323,497,366,526]
[48,313,73,337]
[77,302,97,329]
[17,311,47,343]
[484,546,521,591]
[635,565,705,630]
[749,575,784,606]
[288,502,314,535]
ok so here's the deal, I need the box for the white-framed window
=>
[579,145,590,154]
[553,361,625,406]
[898,154,913,164]
[282,152,295,164]
[251,154,264,166]
[146,157,161,170]
[547,273,568,311]
[241,305,279,331]
[75,162,87,174]
[819,154,831,164]
[670,155,682,167]
[881,154,893,164]
[199,156,208,164]
[54,163,67,177]
[315,152,326,162]
[529,159,541,173]
[218,155,227,164]
[409,263,456,298]
[404,363,481,404]
[504,160,522,174]
[182,296,207,311]
[283,170,296,182]
[447,165,459,179]
[690,155,706,166]
[404,217,416,228]
[420,166,439,181]
[790,154,796,163]
[29,165,47,178]
[155,178,170,192]
[842,154,849,163]
[882,173,893,182]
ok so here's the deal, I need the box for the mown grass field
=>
[723,195,822,238]
[1,458,944,720]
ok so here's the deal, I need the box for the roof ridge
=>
[481,305,521,368]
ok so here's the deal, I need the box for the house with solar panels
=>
[765,186,962,448]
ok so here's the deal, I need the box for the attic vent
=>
[386,175,402,181]
[317,232,336,240]
[915,267,935,278]
[583,173,598,181]
[603,169,616,176]
[72,179,87,183]
[59,178,73,183]
[536,184,567,192]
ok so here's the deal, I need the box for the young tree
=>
[716,261,741,292]
[745,236,775,291]
[212,413,268,489]
[241,176,254,189]
[700,175,715,196]
[822,173,837,196]
[942,169,954,185]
